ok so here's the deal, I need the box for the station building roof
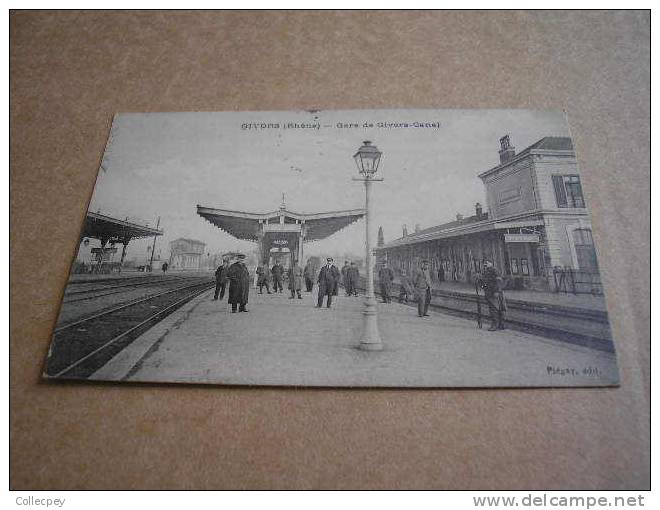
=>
[83,211,163,242]
[376,211,551,251]
[479,136,575,179]
[197,205,366,242]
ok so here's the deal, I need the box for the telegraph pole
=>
[149,216,160,271]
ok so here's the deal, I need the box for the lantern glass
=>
[353,141,382,176]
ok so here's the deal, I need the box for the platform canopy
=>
[83,211,163,242]
[196,204,366,242]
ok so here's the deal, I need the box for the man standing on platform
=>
[303,259,314,292]
[341,261,351,296]
[271,260,284,293]
[288,259,304,300]
[227,254,250,313]
[348,261,360,296]
[412,259,432,318]
[256,263,272,295]
[477,259,505,331]
[213,254,230,301]
[316,257,340,308]
[378,261,395,303]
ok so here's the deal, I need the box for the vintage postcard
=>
[43,109,619,387]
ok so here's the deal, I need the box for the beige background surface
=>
[10,11,650,489]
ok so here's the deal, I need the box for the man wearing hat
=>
[341,261,351,296]
[271,260,285,293]
[411,259,432,318]
[378,261,395,303]
[226,254,251,313]
[316,257,340,308]
[476,259,505,331]
[213,254,231,301]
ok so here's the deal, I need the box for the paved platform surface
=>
[92,286,619,387]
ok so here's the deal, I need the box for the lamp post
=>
[353,141,384,351]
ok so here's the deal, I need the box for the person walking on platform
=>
[213,255,230,301]
[378,261,395,303]
[227,254,250,313]
[398,269,414,303]
[341,261,351,296]
[348,262,360,296]
[271,261,284,293]
[288,260,304,299]
[256,263,272,294]
[317,257,340,308]
[303,260,315,292]
[412,259,432,318]
[477,259,505,331]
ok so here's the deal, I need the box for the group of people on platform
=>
[213,253,505,329]
[381,258,504,329]
[213,253,251,313]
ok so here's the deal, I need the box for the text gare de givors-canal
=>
[240,121,441,130]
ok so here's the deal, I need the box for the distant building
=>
[376,136,598,292]
[169,238,206,270]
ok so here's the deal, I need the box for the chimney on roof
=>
[456,213,464,221]
[499,135,516,164]
[377,226,384,247]
[475,202,483,219]
[414,224,421,233]
[402,224,408,237]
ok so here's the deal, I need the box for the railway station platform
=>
[91,287,619,388]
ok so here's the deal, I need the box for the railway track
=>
[355,283,615,353]
[45,280,214,379]
[62,275,209,303]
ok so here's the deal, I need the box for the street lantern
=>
[352,141,384,351]
[353,141,382,176]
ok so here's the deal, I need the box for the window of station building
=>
[552,175,585,208]
[520,258,530,276]
[573,228,599,272]
[510,258,519,274]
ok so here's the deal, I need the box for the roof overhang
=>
[377,212,555,250]
[83,211,163,241]
[197,205,366,242]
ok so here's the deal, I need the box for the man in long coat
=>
[411,259,432,318]
[256,264,272,294]
[213,254,230,301]
[341,261,351,296]
[271,261,284,293]
[227,254,250,313]
[348,262,360,296]
[317,257,340,308]
[288,260,304,299]
[476,259,505,331]
[303,260,315,292]
[378,261,395,303]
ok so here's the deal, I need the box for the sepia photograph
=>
[43,109,620,387]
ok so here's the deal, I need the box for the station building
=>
[375,135,600,292]
[169,238,206,270]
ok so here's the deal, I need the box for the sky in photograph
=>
[87,109,571,263]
